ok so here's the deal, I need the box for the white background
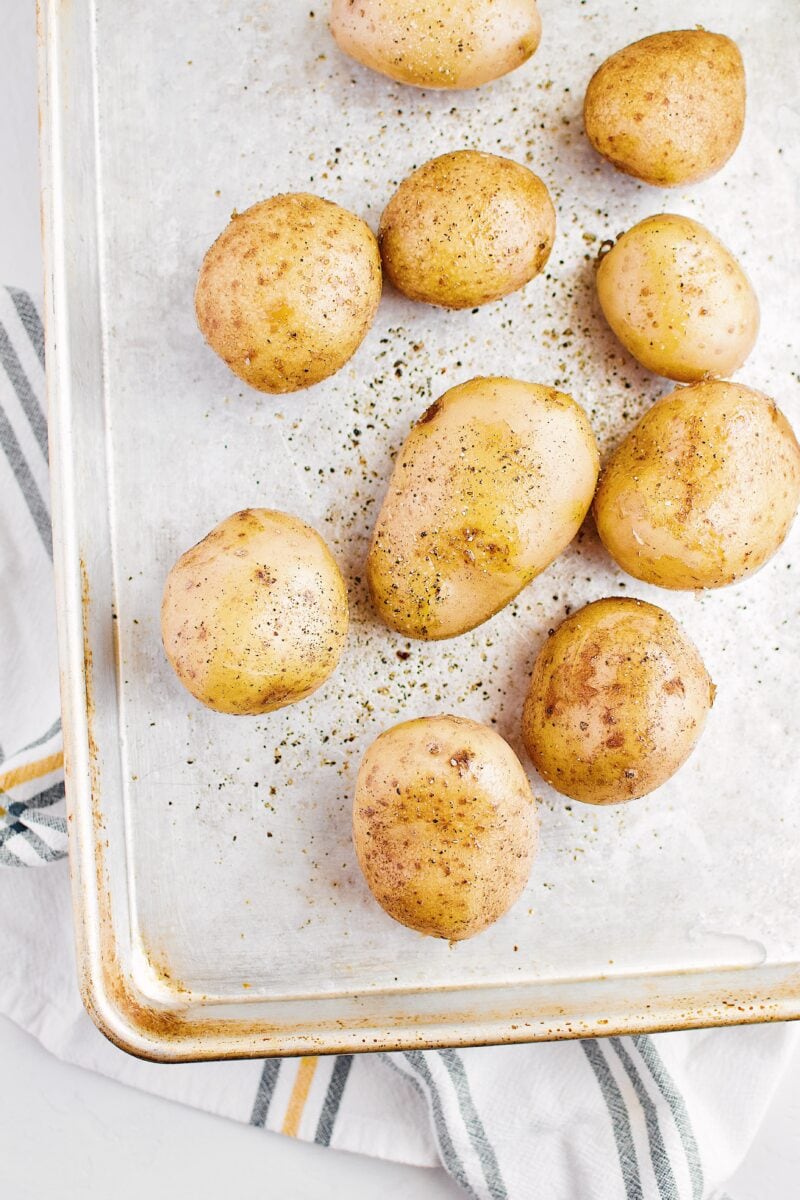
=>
[2,4,799,1197]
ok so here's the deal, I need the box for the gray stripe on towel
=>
[250,1059,281,1127]
[0,402,52,556]
[0,319,48,459]
[610,1038,679,1200]
[634,1035,703,1200]
[582,1039,644,1200]
[315,1054,354,1146]
[402,1051,482,1200]
[439,1049,508,1200]
[7,288,46,369]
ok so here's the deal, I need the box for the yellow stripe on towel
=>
[281,1057,319,1137]
[0,750,63,794]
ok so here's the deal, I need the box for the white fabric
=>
[0,290,797,1198]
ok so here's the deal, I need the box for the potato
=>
[330,0,542,90]
[195,194,381,393]
[522,598,715,805]
[353,715,537,939]
[368,377,599,640]
[594,381,800,590]
[161,509,348,714]
[596,214,759,382]
[379,151,555,309]
[583,30,746,187]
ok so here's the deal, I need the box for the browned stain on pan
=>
[79,559,189,1041]
[137,939,191,997]
[78,559,286,1050]
[92,987,800,1065]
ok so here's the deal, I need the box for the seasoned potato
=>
[161,509,348,714]
[584,30,746,187]
[353,715,537,939]
[195,194,381,393]
[330,0,542,90]
[594,381,800,590]
[379,151,555,309]
[367,377,599,640]
[522,598,715,805]
[596,214,759,381]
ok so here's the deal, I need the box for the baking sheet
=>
[41,0,800,1059]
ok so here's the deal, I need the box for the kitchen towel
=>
[0,288,796,1200]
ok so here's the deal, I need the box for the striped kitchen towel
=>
[0,291,796,1199]
[0,287,65,865]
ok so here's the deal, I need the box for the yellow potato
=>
[379,151,555,309]
[161,509,348,714]
[353,715,537,939]
[329,0,542,90]
[195,194,381,393]
[594,381,800,590]
[367,377,599,640]
[522,598,715,805]
[596,213,759,382]
[584,30,746,187]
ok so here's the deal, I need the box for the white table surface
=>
[3,6,799,1197]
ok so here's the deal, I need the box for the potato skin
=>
[161,509,348,715]
[584,30,745,187]
[195,194,381,393]
[594,381,800,590]
[330,0,542,90]
[353,715,537,939]
[379,151,555,309]
[367,377,599,640]
[522,598,715,805]
[596,214,759,382]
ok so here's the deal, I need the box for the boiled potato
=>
[161,509,348,714]
[596,214,759,381]
[379,151,555,309]
[594,381,800,590]
[368,377,599,640]
[330,0,542,90]
[584,30,746,187]
[195,194,381,393]
[353,715,537,939]
[522,598,715,805]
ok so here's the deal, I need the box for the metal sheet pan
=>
[40,0,800,1061]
